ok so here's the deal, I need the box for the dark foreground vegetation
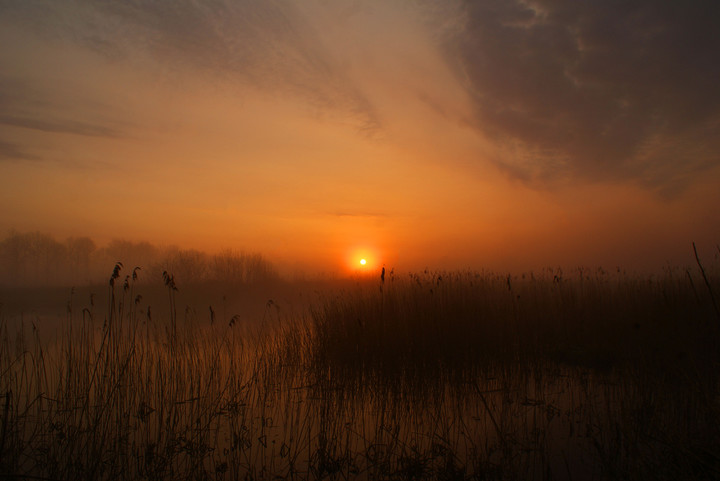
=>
[1,257,719,480]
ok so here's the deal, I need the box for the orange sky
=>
[1,0,719,276]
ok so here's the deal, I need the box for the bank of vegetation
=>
[0,247,719,480]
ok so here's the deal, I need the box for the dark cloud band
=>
[444,0,720,190]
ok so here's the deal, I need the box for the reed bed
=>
[0,264,719,480]
[310,267,719,376]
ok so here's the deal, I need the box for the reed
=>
[309,267,719,379]
[0,261,718,480]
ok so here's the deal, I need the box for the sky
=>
[1,0,719,275]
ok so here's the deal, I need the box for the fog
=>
[0,230,279,288]
[0,230,365,330]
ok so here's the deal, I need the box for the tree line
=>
[0,230,278,287]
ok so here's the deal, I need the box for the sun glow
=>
[346,246,382,274]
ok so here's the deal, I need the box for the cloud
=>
[3,0,717,192]
[332,211,388,219]
[0,75,126,161]
[0,140,39,162]
[441,0,720,189]
[0,0,381,133]
[0,115,122,138]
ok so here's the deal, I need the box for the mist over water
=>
[0,230,383,341]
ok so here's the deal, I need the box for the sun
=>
[347,247,379,274]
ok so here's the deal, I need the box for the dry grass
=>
[0,263,719,480]
[310,267,719,377]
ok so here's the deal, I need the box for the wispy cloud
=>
[0,115,122,138]
[0,140,39,162]
[331,211,389,219]
[0,0,382,134]
[1,0,717,192]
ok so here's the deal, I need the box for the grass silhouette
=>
[0,261,718,480]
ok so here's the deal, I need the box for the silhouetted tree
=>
[0,230,67,285]
[66,236,96,283]
[211,249,278,285]
[156,247,209,284]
